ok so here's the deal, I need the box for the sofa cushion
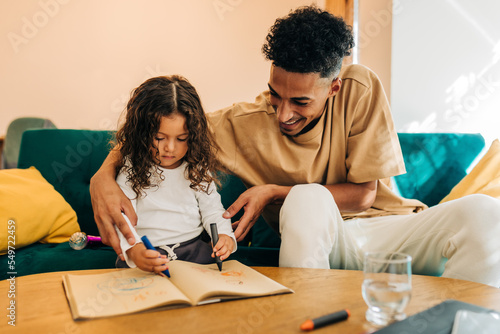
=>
[18,129,115,236]
[440,139,500,202]
[0,167,80,255]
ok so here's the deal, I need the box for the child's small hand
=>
[212,234,235,261]
[127,243,169,275]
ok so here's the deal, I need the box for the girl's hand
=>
[212,234,235,261]
[127,244,169,275]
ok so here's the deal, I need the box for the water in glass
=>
[362,252,412,327]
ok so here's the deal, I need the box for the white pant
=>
[279,184,500,287]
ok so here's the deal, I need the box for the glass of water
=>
[362,252,412,327]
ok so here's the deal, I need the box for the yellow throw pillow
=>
[0,167,80,255]
[440,139,500,203]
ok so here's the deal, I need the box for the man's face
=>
[268,65,341,136]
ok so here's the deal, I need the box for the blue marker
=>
[141,235,170,278]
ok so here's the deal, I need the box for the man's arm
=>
[324,181,378,212]
[89,148,137,259]
[224,181,377,241]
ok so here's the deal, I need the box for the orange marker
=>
[300,309,350,331]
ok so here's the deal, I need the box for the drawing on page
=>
[97,276,156,295]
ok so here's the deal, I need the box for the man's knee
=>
[458,193,499,205]
[450,194,500,215]
[445,194,500,232]
[282,183,334,210]
[280,183,338,235]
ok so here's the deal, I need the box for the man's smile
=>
[279,118,304,132]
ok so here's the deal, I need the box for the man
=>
[91,6,500,286]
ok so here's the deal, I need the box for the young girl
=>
[114,75,236,274]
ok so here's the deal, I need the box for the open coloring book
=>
[63,260,293,319]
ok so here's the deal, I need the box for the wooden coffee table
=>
[2,267,500,333]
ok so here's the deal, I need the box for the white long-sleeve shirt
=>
[116,161,236,267]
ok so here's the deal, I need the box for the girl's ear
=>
[328,78,342,98]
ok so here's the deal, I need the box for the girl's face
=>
[151,114,189,169]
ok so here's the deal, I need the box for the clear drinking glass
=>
[362,252,412,327]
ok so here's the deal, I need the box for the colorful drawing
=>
[221,270,245,285]
[134,291,150,301]
[190,266,246,285]
[192,267,214,274]
[98,276,155,295]
[221,270,243,277]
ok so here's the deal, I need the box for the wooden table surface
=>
[2,267,500,333]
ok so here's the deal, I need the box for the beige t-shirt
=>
[207,64,426,231]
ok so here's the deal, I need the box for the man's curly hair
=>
[262,6,354,78]
[115,75,221,199]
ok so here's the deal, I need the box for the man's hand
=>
[212,234,235,261]
[223,184,291,241]
[127,244,169,274]
[90,167,137,260]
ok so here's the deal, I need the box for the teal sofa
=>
[0,129,485,280]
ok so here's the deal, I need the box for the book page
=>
[168,260,293,304]
[63,268,192,319]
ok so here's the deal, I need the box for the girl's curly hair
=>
[115,75,221,198]
[262,5,354,78]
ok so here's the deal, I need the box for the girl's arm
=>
[196,182,237,259]
[119,213,169,273]
[116,213,142,267]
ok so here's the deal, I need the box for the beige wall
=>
[0,0,323,134]
[357,0,393,101]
